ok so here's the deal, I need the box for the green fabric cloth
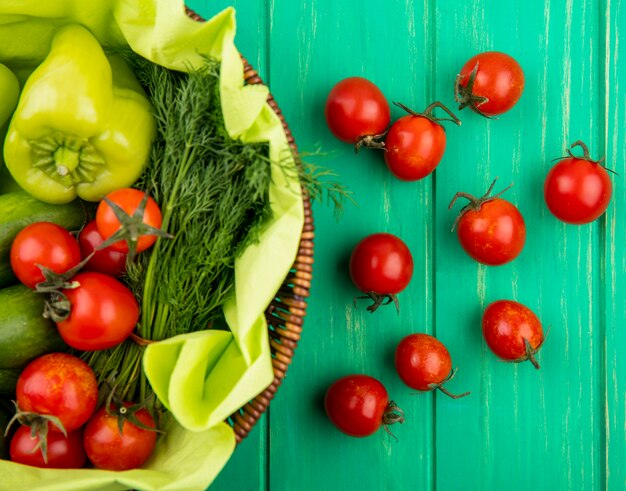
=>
[0,1,304,489]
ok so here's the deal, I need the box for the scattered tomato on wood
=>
[455,51,524,117]
[349,233,414,313]
[395,333,470,399]
[325,77,390,150]
[324,374,404,438]
[449,178,526,266]
[384,101,461,181]
[482,300,545,369]
[544,140,613,224]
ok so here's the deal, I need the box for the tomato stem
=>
[354,292,400,314]
[429,369,471,399]
[381,400,405,442]
[98,194,173,262]
[523,338,541,370]
[393,101,461,127]
[355,132,387,153]
[454,62,495,119]
[448,177,514,231]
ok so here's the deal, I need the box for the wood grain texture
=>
[183,0,624,489]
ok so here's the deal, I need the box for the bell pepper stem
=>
[53,145,81,176]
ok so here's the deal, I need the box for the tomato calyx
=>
[507,335,548,370]
[36,253,94,322]
[427,369,471,399]
[381,400,405,441]
[354,291,400,314]
[393,101,461,128]
[454,62,495,119]
[448,177,514,231]
[355,132,387,153]
[5,401,67,464]
[554,140,618,175]
[98,193,173,261]
[103,385,163,435]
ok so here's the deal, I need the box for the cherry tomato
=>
[325,77,390,147]
[84,404,157,470]
[395,333,469,399]
[10,425,86,468]
[56,272,139,351]
[544,140,612,224]
[449,179,526,266]
[324,375,404,437]
[482,300,545,369]
[384,101,461,181]
[10,222,81,289]
[455,51,524,116]
[96,188,163,254]
[78,220,127,277]
[16,353,98,433]
[349,233,414,312]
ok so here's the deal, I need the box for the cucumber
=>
[0,367,20,394]
[0,402,11,459]
[0,285,68,369]
[0,191,90,287]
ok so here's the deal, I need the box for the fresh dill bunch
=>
[86,51,273,400]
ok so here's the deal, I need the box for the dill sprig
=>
[85,52,273,401]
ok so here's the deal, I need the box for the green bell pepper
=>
[0,62,20,194]
[3,24,155,204]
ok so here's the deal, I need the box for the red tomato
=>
[10,425,86,468]
[449,180,526,266]
[544,141,612,224]
[16,353,98,433]
[96,188,163,254]
[84,404,157,470]
[10,222,81,289]
[482,300,545,369]
[384,101,460,181]
[324,375,404,437]
[325,77,390,147]
[455,51,524,116]
[349,233,414,312]
[56,272,139,351]
[78,220,127,277]
[395,333,469,399]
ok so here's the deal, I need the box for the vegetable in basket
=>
[4,24,155,204]
[0,62,20,194]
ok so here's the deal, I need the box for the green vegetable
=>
[0,62,20,194]
[0,191,89,288]
[0,401,12,459]
[0,367,20,394]
[0,285,68,369]
[0,63,19,127]
[4,24,155,204]
[86,52,274,401]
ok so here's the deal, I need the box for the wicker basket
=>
[186,7,314,444]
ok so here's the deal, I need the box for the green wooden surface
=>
[187,1,625,489]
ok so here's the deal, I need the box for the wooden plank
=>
[433,1,605,490]
[602,0,626,488]
[184,3,270,491]
[264,1,435,490]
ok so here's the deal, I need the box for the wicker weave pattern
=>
[229,62,313,443]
